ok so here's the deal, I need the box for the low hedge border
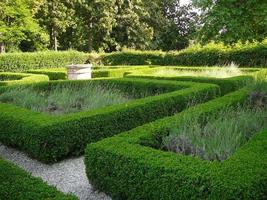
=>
[0,78,219,163]
[25,68,67,80]
[125,68,253,95]
[85,88,267,200]
[92,66,151,78]
[0,157,77,200]
[25,66,152,80]
[0,72,49,86]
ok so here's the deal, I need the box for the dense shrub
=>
[0,73,49,86]
[26,68,67,80]
[0,157,77,200]
[0,51,88,72]
[85,88,267,200]
[0,78,219,163]
[101,43,267,67]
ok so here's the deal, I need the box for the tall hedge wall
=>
[0,157,77,200]
[0,51,88,72]
[0,43,266,72]
[85,88,267,200]
[101,44,267,67]
[0,78,219,163]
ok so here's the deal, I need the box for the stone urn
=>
[66,64,92,80]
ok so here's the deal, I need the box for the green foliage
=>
[0,78,219,163]
[0,72,49,86]
[25,66,151,80]
[71,0,154,52]
[26,68,67,80]
[0,0,48,52]
[36,0,76,50]
[0,51,88,72]
[149,1,198,50]
[0,82,132,115]
[0,157,77,200]
[101,42,267,67]
[85,88,267,199]
[193,0,267,44]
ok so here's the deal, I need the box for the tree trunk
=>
[88,17,93,52]
[51,27,58,51]
[0,42,5,53]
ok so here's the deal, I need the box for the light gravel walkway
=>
[0,143,112,200]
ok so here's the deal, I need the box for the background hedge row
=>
[0,43,266,72]
[101,44,267,67]
[0,157,76,200]
[85,88,267,200]
[0,51,88,72]
[0,78,219,163]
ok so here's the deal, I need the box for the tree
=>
[193,0,267,44]
[36,0,76,51]
[72,0,116,52]
[158,0,198,50]
[73,0,153,52]
[0,0,47,53]
[109,0,153,51]
[144,0,198,51]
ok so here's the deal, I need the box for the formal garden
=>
[0,0,267,200]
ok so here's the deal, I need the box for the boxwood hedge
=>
[0,78,219,163]
[25,68,67,80]
[85,88,267,200]
[25,66,151,80]
[0,51,88,72]
[0,157,77,200]
[101,44,267,67]
[0,72,49,86]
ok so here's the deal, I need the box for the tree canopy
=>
[0,0,266,53]
[193,0,267,44]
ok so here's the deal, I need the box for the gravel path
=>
[0,143,112,200]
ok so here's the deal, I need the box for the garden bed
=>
[0,82,134,115]
[0,78,219,163]
[126,67,255,95]
[85,87,267,199]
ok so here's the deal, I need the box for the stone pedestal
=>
[66,64,92,80]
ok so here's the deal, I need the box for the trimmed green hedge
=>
[25,66,151,80]
[126,67,253,95]
[0,72,49,86]
[0,51,88,72]
[26,68,67,80]
[0,78,219,163]
[101,44,267,67]
[0,157,77,200]
[85,88,267,200]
